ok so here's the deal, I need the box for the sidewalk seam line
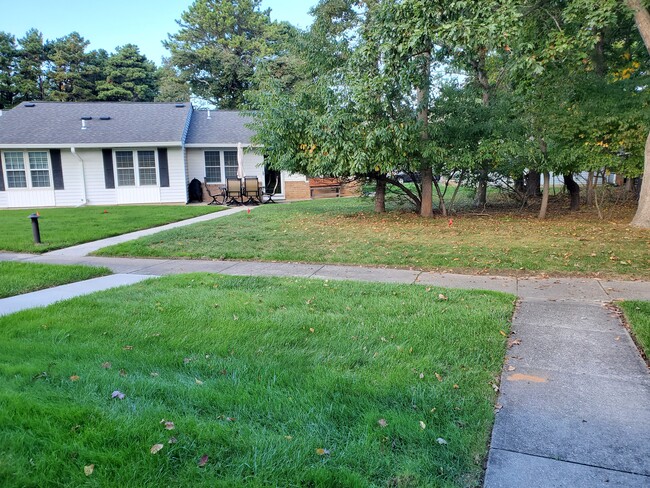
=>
[491,447,650,478]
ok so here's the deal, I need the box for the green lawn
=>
[96,198,650,280]
[0,205,224,253]
[620,301,650,359]
[0,274,514,487]
[0,262,111,298]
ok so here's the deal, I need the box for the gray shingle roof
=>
[185,110,255,145]
[0,102,191,146]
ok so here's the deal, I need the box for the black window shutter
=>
[102,149,115,189]
[0,152,5,191]
[50,149,64,190]
[158,148,170,187]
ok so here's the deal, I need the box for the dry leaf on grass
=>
[69,375,80,382]
[378,418,388,428]
[150,444,164,455]
[84,464,94,476]
[419,421,426,430]
[198,454,209,467]
[315,448,331,456]
[111,390,125,400]
[436,438,448,445]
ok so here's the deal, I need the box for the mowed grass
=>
[0,274,514,487]
[97,198,650,280]
[0,262,111,298]
[0,205,224,253]
[620,301,650,358]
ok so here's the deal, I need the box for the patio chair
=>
[262,176,280,204]
[243,177,262,205]
[225,178,243,205]
[204,179,225,205]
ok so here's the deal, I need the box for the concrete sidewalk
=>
[43,205,249,257]
[0,273,153,316]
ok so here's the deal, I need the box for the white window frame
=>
[223,150,238,180]
[204,150,222,183]
[113,149,158,187]
[2,150,51,189]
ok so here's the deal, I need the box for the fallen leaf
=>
[168,437,178,444]
[119,369,127,377]
[160,420,175,430]
[507,366,516,371]
[150,444,164,454]
[123,345,133,350]
[419,421,426,430]
[615,336,621,341]
[84,464,94,476]
[378,418,388,428]
[438,294,448,301]
[111,390,125,400]
[198,454,209,467]
[315,448,330,456]
[494,403,503,412]
[435,373,443,382]
[419,372,425,379]
[233,314,239,321]
[309,328,315,333]
[453,384,459,389]
[195,378,204,385]
[507,339,522,348]
[150,372,159,377]
[499,330,507,337]
[436,437,448,445]
[284,435,293,440]
[101,362,112,369]
[69,375,80,382]
[226,417,236,422]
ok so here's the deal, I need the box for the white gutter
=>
[70,147,88,205]
[0,142,183,149]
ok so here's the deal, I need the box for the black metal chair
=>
[243,177,262,205]
[204,180,225,205]
[263,176,280,203]
[225,178,243,205]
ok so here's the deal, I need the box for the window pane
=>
[205,151,221,183]
[138,151,157,185]
[28,152,49,170]
[31,170,50,188]
[4,152,24,170]
[224,151,238,179]
[115,151,135,186]
[7,171,27,188]
[115,151,134,168]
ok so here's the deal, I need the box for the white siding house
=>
[0,102,306,208]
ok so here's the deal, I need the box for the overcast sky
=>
[1,0,317,65]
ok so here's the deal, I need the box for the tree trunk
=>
[586,170,595,205]
[627,0,650,228]
[474,168,488,207]
[417,52,433,218]
[433,179,447,216]
[631,132,650,227]
[525,170,541,197]
[539,171,550,219]
[374,176,386,213]
[564,173,580,211]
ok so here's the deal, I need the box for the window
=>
[204,151,221,183]
[3,150,51,189]
[138,151,157,185]
[4,152,27,188]
[115,151,135,186]
[29,152,50,187]
[224,150,238,179]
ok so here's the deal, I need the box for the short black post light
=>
[28,213,41,244]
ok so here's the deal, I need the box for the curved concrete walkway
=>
[0,210,648,487]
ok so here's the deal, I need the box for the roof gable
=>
[185,110,255,145]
